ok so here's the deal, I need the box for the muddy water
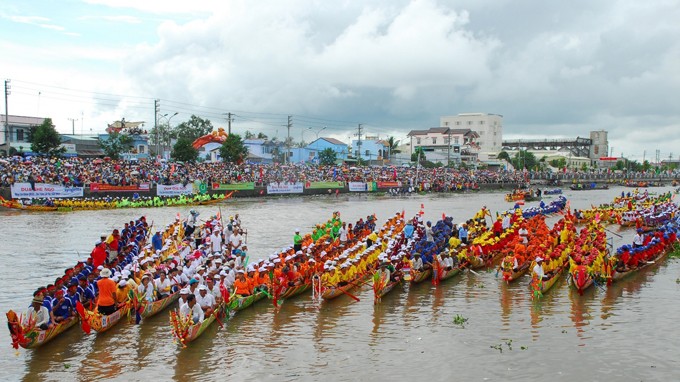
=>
[1,187,678,381]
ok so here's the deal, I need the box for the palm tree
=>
[386,136,401,159]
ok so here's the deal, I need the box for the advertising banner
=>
[377,181,402,188]
[157,183,194,197]
[211,182,255,191]
[267,182,304,194]
[305,181,345,189]
[348,182,367,192]
[11,183,84,198]
[89,183,151,192]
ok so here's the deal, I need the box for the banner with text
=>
[377,181,402,188]
[157,183,195,197]
[348,182,367,192]
[267,182,304,194]
[305,181,345,189]
[11,183,84,198]
[212,182,255,191]
[89,183,151,192]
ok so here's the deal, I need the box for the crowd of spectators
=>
[0,156,676,190]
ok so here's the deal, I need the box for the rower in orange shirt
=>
[233,271,251,296]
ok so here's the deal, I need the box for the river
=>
[1,186,678,381]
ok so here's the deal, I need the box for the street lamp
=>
[157,112,178,158]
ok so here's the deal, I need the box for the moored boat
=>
[6,311,77,349]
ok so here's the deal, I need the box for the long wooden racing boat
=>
[80,304,130,333]
[321,277,365,300]
[228,290,266,311]
[6,311,77,349]
[502,263,530,283]
[170,304,225,348]
[409,268,432,284]
[436,267,462,283]
[612,245,672,282]
[373,272,401,304]
[531,266,565,300]
[139,293,180,320]
[278,283,310,300]
[0,197,58,211]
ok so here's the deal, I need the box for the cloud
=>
[82,0,214,14]
[9,15,65,31]
[78,14,142,24]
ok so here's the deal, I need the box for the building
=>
[589,130,609,158]
[439,113,503,156]
[0,115,46,155]
[406,127,480,165]
[303,137,349,163]
[60,135,104,158]
[350,138,390,164]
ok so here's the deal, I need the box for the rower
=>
[196,285,216,316]
[179,294,204,324]
[50,290,72,324]
[96,268,118,315]
[138,274,156,302]
[24,296,50,330]
[293,229,303,252]
[533,257,548,281]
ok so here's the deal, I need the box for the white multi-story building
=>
[440,113,503,157]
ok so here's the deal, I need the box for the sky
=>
[1,0,679,162]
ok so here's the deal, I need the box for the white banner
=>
[11,183,84,198]
[157,183,194,197]
[267,182,304,194]
[348,182,368,192]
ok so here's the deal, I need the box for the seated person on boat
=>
[50,290,73,324]
[532,257,548,281]
[179,294,204,324]
[196,285,216,316]
[24,296,51,330]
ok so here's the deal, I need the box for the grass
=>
[453,314,468,328]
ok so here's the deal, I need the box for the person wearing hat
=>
[155,271,172,299]
[178,288,191,309]
[293,229,303,252]
[533,257,547,281]
[96,268,118,315]
[633,229,644,248]
[24,296,51,330]
[233,271,251,297]
[137,273,156,302]
[116,279,132,303]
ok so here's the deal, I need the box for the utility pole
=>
[4,79,10,155]
[154,99,160,156]
[356,123,364,163]
[286,115,292,164]
[68,118,78,135]
[226,112,233,135]
[447,130,452,166]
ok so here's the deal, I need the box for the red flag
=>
[75,301,91,334]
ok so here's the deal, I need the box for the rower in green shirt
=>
[293,228,303,252]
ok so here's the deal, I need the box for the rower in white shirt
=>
[24,297,51,330]
[179,295,204,324]
[195,285,216,315]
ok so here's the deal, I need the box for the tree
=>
[319,147,337,165]
[173,115,214,142]
[244,131,254,139]
[149,122,175,155]
[411,147,426,162]
[497,151,511,162]
[512,150,537,170]
[549,157,567,168]
[172,137,199,162]
[257,132,268,139]
[29,118,66,156]
[98,131,133,159]
[386,136,401,158]
[220,133,249,163]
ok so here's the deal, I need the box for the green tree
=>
[497,151,511,162]
[220,133,249,163]
[411,147,426,162]
[98,131,133,159]
[512,150,537,170]
[386,136,401,158]
[29,118,66,156]
[257,132,268,139]
[319,147,337,165]
[549,157,567,168]
[149,122,175,155]
[614,160,625,171]
[244,131,254,139]
[174,115,214,142]
[172,137,199,162]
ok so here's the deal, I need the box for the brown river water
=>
[1,186,679,381]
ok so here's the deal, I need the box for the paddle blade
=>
[75,301,91,334]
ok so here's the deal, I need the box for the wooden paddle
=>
[338,286,360,302]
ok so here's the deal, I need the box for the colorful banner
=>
[11,183,84,198]
[377,181,402,188]
[89,183,151,192]
[157,183,195,197]
[348,182,368,192]
[305,181,345,189]
[211,182,255,191]
[267,182,304,194]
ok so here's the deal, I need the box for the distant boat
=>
[569,183,609,191]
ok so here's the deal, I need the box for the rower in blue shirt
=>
[458,224,469,245]
[152,231,163,252]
